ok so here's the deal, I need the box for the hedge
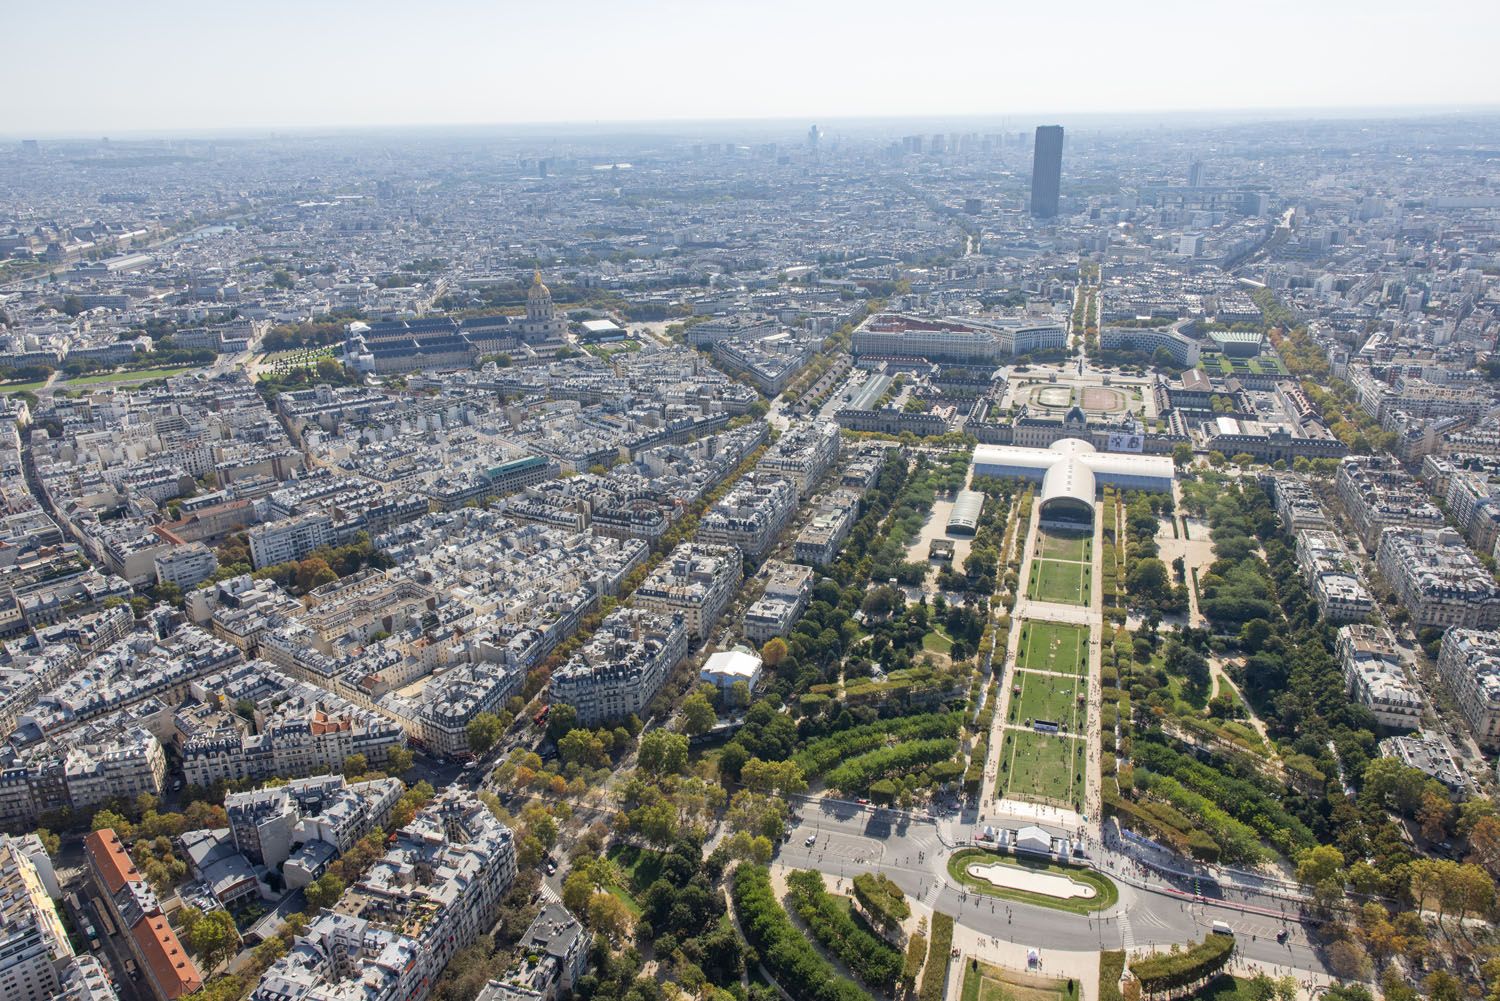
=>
[1129,933,1234,996]
[919,912,954,1001]
[852,872,910,932]
[793,713,963,777]
[904,932,928,988]
[825,738,958,792]
[1099,950,1126,1001]
[731,865,869,1001]
[786,869,902,990]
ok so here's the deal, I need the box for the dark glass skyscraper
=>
[1029,125,1064,218]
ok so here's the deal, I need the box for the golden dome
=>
[530,269,549,295]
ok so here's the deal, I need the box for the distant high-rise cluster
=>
[1030,125,1064,218]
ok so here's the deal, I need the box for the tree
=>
[386,746,414,775]
[682,692,717,736]
[91,809,134,839]
[342,753,368,778]
[1239,618,1272,653]
[305,873,345,910]
[1325,939,1371,981]
[545,703,579,743]
[637,730,689,775]
[729,680,751,709]
[1296,845,1345,887]
[559,729,608,768]
[467,712,504,754]
[295,556,336,592]
[761,637,788,668]
[1172,442,1195,468]
[587,891,633,940]
[188,908,241,971]
[35,828,60,856]
[1417,791,1453,844]
[563,868,596,914]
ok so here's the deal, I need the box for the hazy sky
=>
[8,0,1499,136]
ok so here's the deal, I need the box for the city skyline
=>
[8,0,1500,136]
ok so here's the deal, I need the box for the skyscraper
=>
[1188,159,1206,187]
[1029,125,1064,218]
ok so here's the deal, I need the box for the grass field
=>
[1036,530,1091,563]
[961,961,1078,1001]
[923,630,954,654]
[947,849,1118,915]
[0,380,48,395]
[1003,730,1082,806]
[1010,671,1083,732]
[58,365,200,388]
[1027,559,1090,605]
[1018,621,1089,676]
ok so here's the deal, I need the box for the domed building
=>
[516,270,568,343]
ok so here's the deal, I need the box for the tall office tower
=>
[807,124,821,154]
[1030,125,1064,218]
[1188,159,1206,187]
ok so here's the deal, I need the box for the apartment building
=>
[633,543,741,640]
[1294,529,1375,623]
[697,474,796,559]
[476,904,589,1001]
[1336,624,1422,730]
[84,829,202,1001]
[549,609,688,726]
[250,792,516,1001]
[248,511,336,569]
[1336,454,1445,550]
[153,542,219,590]
[742,562,814,644]
[756,420,840,498]
[1272,474,1330,532]
[794,490,859,566]
[1099,325,1202,366]
[1375,527,1500,630]
[1446,471,1500,555]
[226,774,401,877]
[0,834,77,1001]
[1437,629,1500,750]
[63,726,168,809]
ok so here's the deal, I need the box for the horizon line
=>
[6,101,1500,143]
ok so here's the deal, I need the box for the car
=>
[1276,929,1289,943]
[804,834,817,847]
[545,862,557,875]
[855,797,869,805]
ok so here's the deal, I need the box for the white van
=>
[1210,920,1234,937]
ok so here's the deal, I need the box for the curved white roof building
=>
[972,438,1173,526]
[946,490,986,536]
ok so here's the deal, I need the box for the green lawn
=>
[1027,559,1090,605]
[1002,730,1082,807]
[1035,529,1091,563]
[1010,671,1084,732]
[1018,621,1089,676]
[961,961,1078,1001]
[0,380,48,394]
[923,630,954,654]
[947,849,1118,915]
[58,365,200,387]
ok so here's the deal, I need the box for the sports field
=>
[1017,621,1089,676]
[1010,671,1084,732]
[1035,529,1091,563]
[1003,730,1082,806]
[1027,557,1090,605]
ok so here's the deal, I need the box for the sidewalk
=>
[950,921,1102,1001]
